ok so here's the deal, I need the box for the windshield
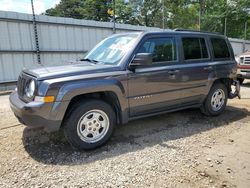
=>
[84,33,139,65]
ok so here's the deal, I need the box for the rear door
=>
[177,35,214,105]
[209,37,236,79]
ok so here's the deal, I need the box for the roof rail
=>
[174,28,222,35]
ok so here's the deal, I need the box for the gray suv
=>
[10,30,240,150]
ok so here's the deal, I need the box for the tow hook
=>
[229,80,241,99]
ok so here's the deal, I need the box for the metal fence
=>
[0,11,250,90]
[229,38,250,55]
[0,11,160,88]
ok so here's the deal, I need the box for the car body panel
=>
[9,31,238,132]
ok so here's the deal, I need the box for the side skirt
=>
[128,104,201,122]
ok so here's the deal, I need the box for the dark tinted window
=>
[182,37,208,60]
[137,38,177,63]
[211,38,230,59]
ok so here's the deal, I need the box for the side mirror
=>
[129,53,152,70]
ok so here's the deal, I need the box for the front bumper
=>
[237,65,250,79]
[9,91,61,132]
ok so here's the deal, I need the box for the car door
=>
[128,35,184,117]
[177,35,214,105]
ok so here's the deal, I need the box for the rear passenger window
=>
[182,37,208,60]
[211,38,230,59]
[137,37,177,63]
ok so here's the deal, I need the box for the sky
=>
[0,0,60,14]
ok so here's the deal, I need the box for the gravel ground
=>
[0,82,250,187]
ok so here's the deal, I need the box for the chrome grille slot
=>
[17,75,25,97]
[244,56,250,64]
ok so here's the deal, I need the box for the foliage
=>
[44,0,250,39]
[201,0,250,39]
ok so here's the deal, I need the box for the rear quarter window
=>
[210,38,230,59]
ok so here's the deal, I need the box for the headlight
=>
[25,79,35,98]
[235,56,244,65]
[235,56,240,64]
[240,57,244,64]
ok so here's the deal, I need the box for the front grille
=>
[17,75,25,98]
[244,56,250,64]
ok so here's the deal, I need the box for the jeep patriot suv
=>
[10,30,240,150]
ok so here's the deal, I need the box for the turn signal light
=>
[34,96,55,103]
[44,96,55,103]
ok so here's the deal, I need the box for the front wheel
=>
[200,83,228,116]
[63,100,116,150]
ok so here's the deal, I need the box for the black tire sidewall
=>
[63,100,116,150]
[204,83,228,116]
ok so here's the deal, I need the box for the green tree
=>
[45,0,112,21]
[137,0,162,27]
[44,0,250,39]
[83,0,111,21]
[113,0,135,24]
[164,0,200,29]
[45,0,85,19]
[45,0,134,23]
[200,0,250,39]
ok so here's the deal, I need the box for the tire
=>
[237,78,244,85]
[200,82,228,116]
[63,99,116,150]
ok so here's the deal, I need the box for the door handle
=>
[204,66,213,71]
[168,70,180,74]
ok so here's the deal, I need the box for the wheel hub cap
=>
[77,109,109,143]
[211,89,225,111]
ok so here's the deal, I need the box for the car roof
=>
[113,30,226,39]
[142,30,225,37]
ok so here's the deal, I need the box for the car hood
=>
[240,51,250,56]
[23,62,121,80]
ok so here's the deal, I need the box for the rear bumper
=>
[9,91,61,132]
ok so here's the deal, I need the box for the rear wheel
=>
[200,82,228,116]
[63,100,116,150]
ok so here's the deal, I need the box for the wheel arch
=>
[62,91,123,126]
[212,78,232,94]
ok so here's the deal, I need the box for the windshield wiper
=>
[80,58,99,64]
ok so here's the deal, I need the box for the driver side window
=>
[137,37,177,63]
